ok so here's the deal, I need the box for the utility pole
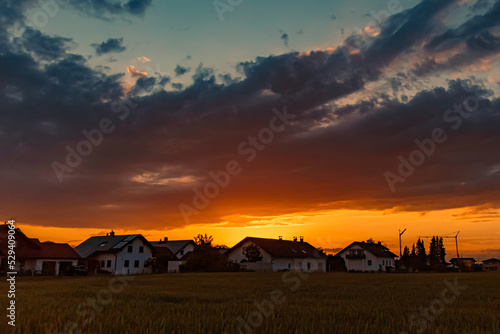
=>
[399,229,407,258]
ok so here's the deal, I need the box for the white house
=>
[336,241,397,272]
[75,232,154,275]
[150,238,196,273]
[226,236,327,272]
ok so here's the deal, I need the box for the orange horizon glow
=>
[15,207,500,261]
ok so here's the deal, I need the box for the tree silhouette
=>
[243,244,263,262]
[194,233,213,246]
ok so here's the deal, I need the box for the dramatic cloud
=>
[64,0,152,19]
[174,65,190,77]
[92,38,126,56]
[1,0,500,235]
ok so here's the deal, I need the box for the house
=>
[0,224,80,276]
[336,241,397,272]
[226,236,327,272]
[75,231,154,275]
[151,238,196,259]
[150,238,196,273]
[481,258,500,272]
[450,258,477,268]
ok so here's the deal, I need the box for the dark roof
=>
[336,241,397,258]
[0,225,79,259]
[482,258,500,263]
[152,246,177,260]
[75,234,153,258]
[227,237,326,259]
[150,240,195,256]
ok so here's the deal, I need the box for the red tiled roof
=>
[0,225,79,260]
[227,237,326,259]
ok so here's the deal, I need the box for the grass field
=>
[1,272,499,334]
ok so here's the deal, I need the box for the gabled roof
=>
[336,241,397,258]
[152,245,177,261]
[150,240,195,256]
[227,237,326,259]
[30,239,80,259]
[482,258,500,263]
[0,225,79,259]
[75,234,153,258]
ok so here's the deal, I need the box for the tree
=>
[438,237,446,264]
[243,244,263,262]
[416,238,428,271]
[181,234,239,272]
[194,233,213,246]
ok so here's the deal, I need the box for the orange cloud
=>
[127,65,147,77]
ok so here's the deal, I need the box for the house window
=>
[124,260,129,268]
[307,262,311,270]
[368,260,372,266]
[107,260,111,268]
[180,249,184,256]
[382,260,385,265]
[139,246,144,253]
[127,245,133,253]
[100,260,105,267]
[134,260,139,268]
[288,263,291,269]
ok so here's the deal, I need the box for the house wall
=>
[227,241,273,264]
[18,259,78,275]
[483,262,499,272]
[175,243,195,259]
[115,238,153,275]
[340,245,395,272]
[167,260,185,273]
[92,253,117,273]
[227,241,326,272]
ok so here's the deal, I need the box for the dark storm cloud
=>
[14,28,75,60]
[469,0,491,12]
[1,0,500,230]
[65,0,152,19]
[91,38,126,56]
[426,0,500,51]
[174,65,190,77]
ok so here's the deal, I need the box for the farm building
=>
[75,231,154,275]
[150,238,196,273]
[0,224,80,276]
[336,241,397,272]
[226,236,327,272]
[481,258,500,272]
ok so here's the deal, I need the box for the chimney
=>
[300,236,304,243]
[278,236,283,241]
[110,230,115,237]
[378,241,381,245]
[293,236,297,242]
[164,237,168,242]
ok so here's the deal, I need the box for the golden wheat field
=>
[1,272,499,334]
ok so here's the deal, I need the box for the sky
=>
[1,0,500,260]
